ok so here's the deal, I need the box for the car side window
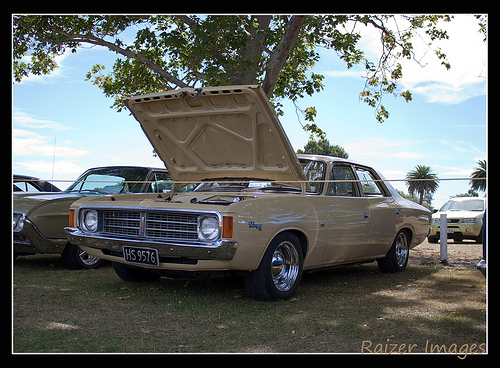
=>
[327,165,357,197]
[354,167,385,197]
[300,160,326,194]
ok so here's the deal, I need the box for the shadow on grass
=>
[13,255,486,354]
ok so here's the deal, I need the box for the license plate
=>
[123,246,159,266]
[447,229,455,233]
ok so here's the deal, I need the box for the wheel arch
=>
[272,229,308,261]
[399,227,413,243]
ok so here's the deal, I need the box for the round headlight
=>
[82,210,98,232]
[13,213,25,232]
[198,216,220,241]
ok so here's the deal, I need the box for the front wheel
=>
[377,230,410,273]
[244,232,303,301]
[61,243,104,270]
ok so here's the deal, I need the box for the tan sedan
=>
[65,85,431,301]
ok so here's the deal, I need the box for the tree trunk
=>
[232,15,272,85]
[261,15,307,97]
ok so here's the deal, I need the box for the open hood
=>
[125,85,307,187]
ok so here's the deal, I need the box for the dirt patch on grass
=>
[410,239,483,270]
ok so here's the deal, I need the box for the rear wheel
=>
[377,230,409,273]
[244,232,303,301]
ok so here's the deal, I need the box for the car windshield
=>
[65,167,151,195]
[193,159,326,194]
[194,179,295,193]
[440,199,485,212]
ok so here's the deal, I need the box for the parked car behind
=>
[428,197,486,243]
[65,85,431,301]
[14,174,61,193]
[13,166,185,269]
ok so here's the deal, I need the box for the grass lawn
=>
[13,241,487,354]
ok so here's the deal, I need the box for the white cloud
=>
[434,165,474,177]
[13,108,75,131]
[343,137,422,160]
[12,128,89,158]
[15,52,70,85]
[326,15,487,104]
[389,151,424,160]
[324,69,365,78]
[15,160,86,176]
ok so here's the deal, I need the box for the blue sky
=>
[12,14,487,208]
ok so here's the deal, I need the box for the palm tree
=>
[405,165,440,205]
[470,159,486,192]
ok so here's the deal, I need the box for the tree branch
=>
[37,31,189,89]
[262,15,307,97]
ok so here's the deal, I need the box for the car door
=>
[323,164,373,263]
[353,166,397,258]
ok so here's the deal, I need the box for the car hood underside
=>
[125,85,308,188]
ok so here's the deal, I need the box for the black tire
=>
[112,261,161,282]
[428,236,439,243]
[244,232,303,301]
[377,230,410,273]
[475,230,483,244]
[61,243,104,270]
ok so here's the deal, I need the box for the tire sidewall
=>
[61,243,104,270]
[378,230,409,273]
[244,232,304,301]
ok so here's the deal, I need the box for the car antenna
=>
[51,137,56,180]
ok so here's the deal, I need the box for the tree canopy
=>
[14,14,483,137]
[297,138,349,158]
[405,165,440,206]
[470,159,486,192]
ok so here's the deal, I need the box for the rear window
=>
[354,167,386,197]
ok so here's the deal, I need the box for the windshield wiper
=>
[259,184,301,192]
[202,177,270,182]
[67,189,112,195]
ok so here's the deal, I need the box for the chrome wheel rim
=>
[395,232,409,267]
[271,242,299,292]
[78,246,101,266]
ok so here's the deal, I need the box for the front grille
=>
[102,210,199,241]
[145,212,198,240]
[104,211,141,236]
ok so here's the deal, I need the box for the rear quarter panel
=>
[393,196,431,248]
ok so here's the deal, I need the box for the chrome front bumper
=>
[64,227,238,261]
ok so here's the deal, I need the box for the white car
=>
[428,197,486,243]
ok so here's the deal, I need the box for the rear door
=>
[353,166,397,257]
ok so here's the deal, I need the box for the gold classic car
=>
[65,85,431,301]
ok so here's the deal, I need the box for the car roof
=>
[83,166,168,171]
[296,154,361,166]
[446,197,486,202]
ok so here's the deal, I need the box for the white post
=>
[440,213,448,263]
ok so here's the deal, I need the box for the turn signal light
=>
[222,216,233,239]
[69,209,75,227]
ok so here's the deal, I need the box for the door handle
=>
[363,212,370,219]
